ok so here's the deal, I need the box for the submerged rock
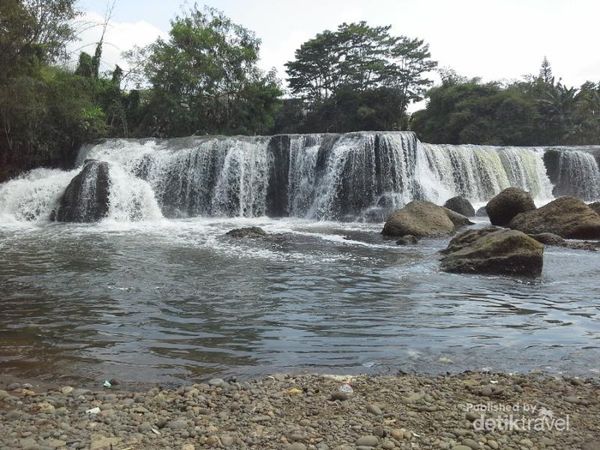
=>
[444,196,475,217]
[53,160,110,222]
[485,187,536,226]
[509,196,600,239]
[225,227,267,238]
[396,235,419,245]
[440,227,544,277]
[382,201,471,238]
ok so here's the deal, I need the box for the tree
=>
[539,56,553,85]
[285,22,435,112]
[410,61,600,146]
[130,5,282,137]
[0,0,78,77]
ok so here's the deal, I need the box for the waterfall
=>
[544,149,600,200]
[417,143,554,204]
[1,132,599,223]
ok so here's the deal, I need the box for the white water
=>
[417,143,554,204]
[1,132,599,223]
[553,149,600,200]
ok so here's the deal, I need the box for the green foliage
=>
[128,5,282,137]
[276,87,408,134]
[283,21,436,132]
[411,59,600,146]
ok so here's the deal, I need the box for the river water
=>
[1,217,599,386]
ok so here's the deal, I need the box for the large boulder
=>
[589,201,600,216]
[382,201,470,238]
[444,196,475,217]
[53,160,110,222]
[509,196,600,239]
[485,188,536,226]
[440,227,544,277]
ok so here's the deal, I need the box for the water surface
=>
[1,218,599,386]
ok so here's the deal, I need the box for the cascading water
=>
[416,143,554,204]
[544,149,600,200]
[1,131,599,223]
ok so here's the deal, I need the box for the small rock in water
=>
[225,227,267,239]
[396,234,419,245]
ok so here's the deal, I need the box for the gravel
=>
[0,372,598,449]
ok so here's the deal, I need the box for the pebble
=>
[462,438,481,449]
[287,444,307,450]
[356,435,379,447]
[366,403,383,415]
[0,373,596,450]
[167,419,188,430]
[208,378,226,387]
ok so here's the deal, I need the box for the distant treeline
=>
[1,1,600,182]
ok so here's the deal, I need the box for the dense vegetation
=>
[411,61,600,146]
[1,1,600,182]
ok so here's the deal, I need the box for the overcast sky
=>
[74,0,600,95]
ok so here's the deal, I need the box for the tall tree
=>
[130,5,281,136]
[285,22,436,116]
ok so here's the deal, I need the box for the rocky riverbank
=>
[1,372,598,450]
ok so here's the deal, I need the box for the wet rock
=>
[589,201,600,215]
[444,196,475,217]
[529,232,566,245]
[225,227,267,238]
[396,235,418,245]
[510,196,600,239]
[475,206,487,217]
[440,227,544,277]
[485,187,536,226]
[444,207,475,228]
[53,160,110,222]
[383,201,457,238]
